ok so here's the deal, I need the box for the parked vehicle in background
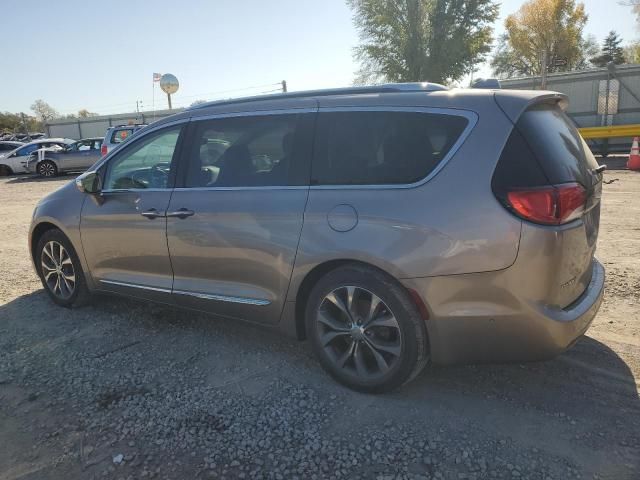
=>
[25,137,104,177]
[101,124,147,156]
[0,141,24,156]
[10,132,47,142]
[29,84,604,392]
[0,138,74,175]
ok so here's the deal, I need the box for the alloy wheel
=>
[39,162,55,177]
[41,241,75,299]
[316,286,402,380]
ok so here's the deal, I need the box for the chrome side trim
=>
[173,289,271,306]
[309,106,478,191]
[172,185,308,192]
[99,279,172,294]
[101,188,172,193]
[190,107,318,122]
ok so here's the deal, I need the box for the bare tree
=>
[30,99,59,123]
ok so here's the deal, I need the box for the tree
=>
[77,109,98,118]
[347,0,499,85]
[491,0,589,79]
[591,31,626,67]
[30,99,59,123]
[625,41,640,63]
[0,112,40,133]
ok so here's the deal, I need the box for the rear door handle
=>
[140,208,165,219]
[166,208,195,219]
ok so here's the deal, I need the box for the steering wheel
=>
[149,164,169,187]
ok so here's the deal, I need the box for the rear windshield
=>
[312,111,469,185]
[111,129,134,144]
[516,105,599,187]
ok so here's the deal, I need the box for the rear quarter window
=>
[312,111,469,185]
[515,105,599,187]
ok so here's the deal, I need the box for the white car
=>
[0,138,74,175]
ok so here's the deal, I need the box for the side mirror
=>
[76,170,102,194]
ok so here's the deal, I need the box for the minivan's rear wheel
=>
[305,264,429,393]
[38,160,58,177]
[36,229,90,307]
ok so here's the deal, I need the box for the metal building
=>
[45,108,181,140]
[501,64,640,154]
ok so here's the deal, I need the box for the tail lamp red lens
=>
[506,183,586,225]
[100,144,107,156]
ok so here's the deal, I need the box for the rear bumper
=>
[402,259,605,365]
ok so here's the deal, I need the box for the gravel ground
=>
[0,171,639,480]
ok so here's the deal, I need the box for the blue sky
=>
[2,0,638,115]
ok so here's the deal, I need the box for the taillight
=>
[506,183,586,225]
[101,144,107,156]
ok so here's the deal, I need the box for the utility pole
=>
[281,80,287,93]
[540,49,549,90]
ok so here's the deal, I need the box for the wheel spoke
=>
[62,272,75,283]
[366,337,401,357]
[61,257,73,266]
[365,294,381,325]
[43,244,56,264]
[336,340,355,368]
[53,275,61,294]
[57,244,65,265]
[324,290,353,322]
[41,261,55,272]
[320,330,350,347]
[61,275,73,294]
[353,342,368,377]
[363,340,390,373]
[317,310,350,332]
[364,312,398,330]
[44,270,56,281]
[346,286,357,317]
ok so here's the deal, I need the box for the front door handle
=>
[140,208,164,219]
[166,208,195,219]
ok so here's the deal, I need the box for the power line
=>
[56,82,283,115]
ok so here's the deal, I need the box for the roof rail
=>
[188,82,449,111]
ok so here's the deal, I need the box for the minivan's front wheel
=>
[305,264,429,393]
[36,229,90,307]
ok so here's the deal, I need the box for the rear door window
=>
[312,110,469,185]
[183,113,313,188]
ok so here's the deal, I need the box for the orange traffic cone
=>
[628,137,640,171]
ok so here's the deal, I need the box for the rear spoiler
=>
[493,90,569,125]
[471,78,501,89]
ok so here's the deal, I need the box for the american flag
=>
[153,73,162,82]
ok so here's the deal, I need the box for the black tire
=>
[305,263,429,393]
[38,160,58,177]
[36,229,91,308]
[0,165,12,176]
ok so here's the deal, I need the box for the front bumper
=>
[402,259,605,365]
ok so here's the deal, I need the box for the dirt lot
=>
[0,171,639,480]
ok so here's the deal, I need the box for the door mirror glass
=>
[76,171,101,194]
